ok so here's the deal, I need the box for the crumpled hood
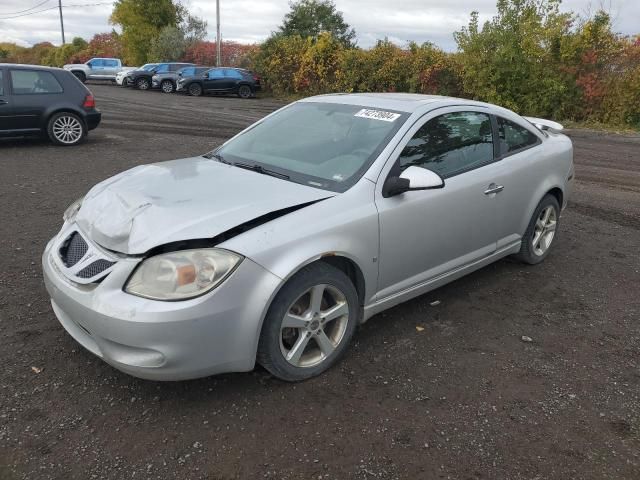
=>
[75,156,332,254]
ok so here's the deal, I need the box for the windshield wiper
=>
[233,162,290,180]
[206,152,232,164]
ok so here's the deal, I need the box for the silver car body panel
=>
[75,157,333,254]
[43,93,574,380]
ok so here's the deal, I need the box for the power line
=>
[0,2,112,20]
[0,0,52,16]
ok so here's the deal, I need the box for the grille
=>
[76,259,116,279]
[60,232,88,267]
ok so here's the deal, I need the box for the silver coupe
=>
[42,93,574,381]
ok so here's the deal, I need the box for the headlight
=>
[63,197,83,222]
[124,248,242,300]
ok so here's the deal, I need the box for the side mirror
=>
[383,166,444,197]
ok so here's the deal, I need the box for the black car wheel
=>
[161,80,175,94]
[238,85,252,99]
[188,83,203,96]
[47,112,86,146]
[72,71,86,83]
[515,194,560,265]
[136,77,151,90]
[257,262,359,382]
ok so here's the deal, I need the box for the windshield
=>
[142,64,157,71]
[211,102,407,192]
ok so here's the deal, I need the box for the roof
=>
[0,63,64,72]
[300,92,492,113]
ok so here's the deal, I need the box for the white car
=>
[115,70,130,86]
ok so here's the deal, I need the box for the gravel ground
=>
[0,85,639,480]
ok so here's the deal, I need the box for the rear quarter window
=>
[497,117,540,155]
[10,70,63,95]
[224,69,243,79]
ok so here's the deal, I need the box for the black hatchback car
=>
[177,67,261,98]
[0,64,101,146]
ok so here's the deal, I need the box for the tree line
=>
[0,0,638,128]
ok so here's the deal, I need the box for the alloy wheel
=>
[189,84,202,96]
[279,284,349,368]
[161,81,174,93]
[137,78,150,90]
[52,115,83,144]
[532,205,557,256]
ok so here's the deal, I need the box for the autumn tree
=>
[84,32,124,59]
[454,0,572,117]
[276,0,356,47]
[110,0,181,64]
[148,13,207,62]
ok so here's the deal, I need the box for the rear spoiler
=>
[523,116,564,132]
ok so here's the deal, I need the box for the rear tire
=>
[237,85,252,99]
[47,112,86,146]
[136,77,151,90]
[257,262,359,382]
[515,194,560,265]
[188,83,203,96]
[161,80,175,93]
[72,71,86,83]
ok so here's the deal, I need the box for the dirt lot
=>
[0,85,639,480]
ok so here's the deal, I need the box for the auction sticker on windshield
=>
[354,109,401,122]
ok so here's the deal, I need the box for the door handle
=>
[484,183,504,195]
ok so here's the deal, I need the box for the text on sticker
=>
[354,109,401,122]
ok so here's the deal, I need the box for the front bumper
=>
[42,231,282,380]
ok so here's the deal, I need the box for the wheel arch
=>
[547,187,564,210]
[250,252,367,368]
[41,106,87,131]
[520,181,565,236]
[69,69,86,79]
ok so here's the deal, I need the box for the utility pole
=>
[216,0,221,66]
[58,0,66,44]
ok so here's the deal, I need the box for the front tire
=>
[258,263,359,382]
[136,77,151,90]
[161,80,175,93]
[47,112,85,146]
[515,194,560,264]
[188,83,203,96]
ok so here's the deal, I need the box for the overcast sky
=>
[0,0,638,51]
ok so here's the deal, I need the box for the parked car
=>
[116,63,157,86]
[152,66,211,93]
[126,62,194,91]
[177,67,261,98]
[63,57,134,83]
[0,63,101,146]
[42,93,573,381]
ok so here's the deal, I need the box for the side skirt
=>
[362,241,522,322]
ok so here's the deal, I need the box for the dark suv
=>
[177,67,261,98]
[152,65,211,93]
[128,62,194,90]
[0,64,101,146]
